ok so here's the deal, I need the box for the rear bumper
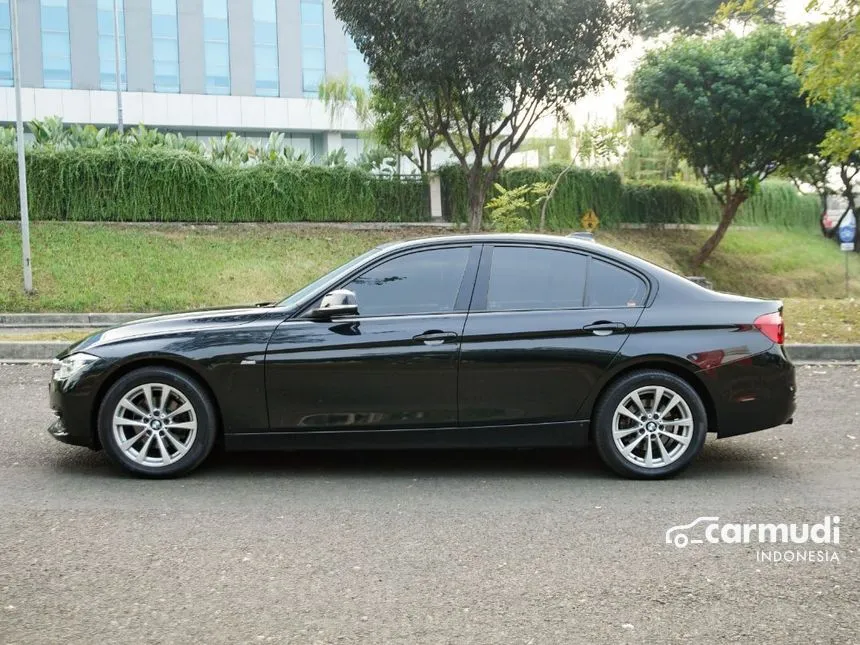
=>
[698,344,796,439]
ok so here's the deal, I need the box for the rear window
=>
[585,259,648,308]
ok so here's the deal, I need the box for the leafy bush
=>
[0,147,429,223]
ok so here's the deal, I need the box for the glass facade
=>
[253,0,278,97]
[300,0,325,97]
[203,0,230,94]
[40,0,72,88]
[0,1,11,87]
[346,35,368,90]
[152,0,179,92]
[97,0,126,90]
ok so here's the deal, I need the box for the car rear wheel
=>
[98,367,217,478]
[593,370,707,479]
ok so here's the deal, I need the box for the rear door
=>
[457,244,648,426]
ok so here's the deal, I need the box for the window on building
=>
[151,0,179,92]
[253,0,278,96]
[40,0,71,88]
[346,35,368,90]
[203,0,230,94]
[0,1,12,87]
[300,0,325,98]
[97,0,126,90]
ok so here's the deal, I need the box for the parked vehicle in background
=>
[47,234,796,480]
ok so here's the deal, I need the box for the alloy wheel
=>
[112,382,198,468]
[611,385,694,469]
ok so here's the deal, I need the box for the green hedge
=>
[622,180,821,229]
[440,164,821,230]
[0,148,819,228]
[0,147,430,222]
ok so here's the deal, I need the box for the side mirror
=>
[309,289,359,320]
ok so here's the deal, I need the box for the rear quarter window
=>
[585,259,648,308]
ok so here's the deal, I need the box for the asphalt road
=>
[1,364,858,645]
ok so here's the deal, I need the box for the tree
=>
[333,0,634,230]
[628,28,829,268]
[368,84,444,175]
[631,0,780,37]
[794,0,860,161]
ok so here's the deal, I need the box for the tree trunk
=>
[466,168,487,231]
[691,194,746,269]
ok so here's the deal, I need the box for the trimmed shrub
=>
[0,148,819,228]
[441,164,820,230]
[0,147,429,222]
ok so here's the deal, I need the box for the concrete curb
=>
[0,313,149,327]
[0,341,857,363]
[0,341,70,360]
[786,344,860,362]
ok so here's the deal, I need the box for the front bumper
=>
[699,343,797,439]
[48,366,103,449]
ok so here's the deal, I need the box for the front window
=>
[278,247,386,309]
[344,247,471,317]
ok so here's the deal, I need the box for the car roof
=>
[380,232,728,300]
[381,233,647,269]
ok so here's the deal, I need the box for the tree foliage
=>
[628,27,828,267]
[794,0,860,160]
[333,0,634,229]
[631,0,780,37]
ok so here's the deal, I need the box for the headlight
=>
[52,353,100,382]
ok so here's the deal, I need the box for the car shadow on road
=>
[49,437,782,481]
[189,438,780,481]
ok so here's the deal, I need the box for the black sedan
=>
[48,234,796,479]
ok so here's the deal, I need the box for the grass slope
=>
[0,222,857,343]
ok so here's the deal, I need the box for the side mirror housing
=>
[309,289,359,320]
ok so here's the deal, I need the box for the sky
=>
[534,0,824,135]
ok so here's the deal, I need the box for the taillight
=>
[754,312,784,345]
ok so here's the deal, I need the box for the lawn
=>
[0,222,858,343]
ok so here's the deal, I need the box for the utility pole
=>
[113,0,124,134]
[11,0,32,293]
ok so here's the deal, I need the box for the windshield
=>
[277,246,387,309]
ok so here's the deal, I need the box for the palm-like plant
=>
[28,117,70,148]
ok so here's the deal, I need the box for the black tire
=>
[98,367,217,478]
[593,370,707,479]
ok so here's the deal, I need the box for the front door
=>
[458,244,648,426]
[265,245,479,431]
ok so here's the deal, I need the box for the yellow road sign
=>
[581,209,599,232]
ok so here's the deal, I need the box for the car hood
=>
[62,305,287,357]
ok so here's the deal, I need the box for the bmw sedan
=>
[48,234,796,479]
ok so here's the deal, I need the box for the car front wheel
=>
[98,367,217,478]
[593,370,708,479]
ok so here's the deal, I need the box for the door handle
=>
[413,330,459,345]
[583,321,627,336]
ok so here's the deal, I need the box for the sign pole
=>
[11,0,33,294]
